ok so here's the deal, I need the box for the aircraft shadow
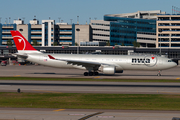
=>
[29,72,119,76]
[28,72,179,77]
[31,72,83,75]
[122,74,179,77]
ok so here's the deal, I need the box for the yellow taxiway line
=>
[53,109,65,112]
[14,75,21,77]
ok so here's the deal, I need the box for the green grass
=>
[0,93,180,110]
[0,77,180,83]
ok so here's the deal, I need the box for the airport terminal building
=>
[156,14,180,48]
[0,19,91,46]
[0,10,166,48]
[1,10,180,49]
[91,10,165,47]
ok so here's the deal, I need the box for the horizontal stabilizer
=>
[12,53,28,59]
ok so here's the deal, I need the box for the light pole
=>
[70,19,73,24]
[76,28,80,54]
[77,16,79,24]
[9,17,11,24]
[5,18,7,24]
[159,29,162,55]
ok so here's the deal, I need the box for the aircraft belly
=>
[122,63,175,71]
[121,64,159,71]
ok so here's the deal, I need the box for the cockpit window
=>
[168,60,173,62]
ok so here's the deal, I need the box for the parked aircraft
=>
[11,30,177,76]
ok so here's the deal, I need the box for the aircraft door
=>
[39,55,43,61]
[126,57,131,64]
[39,55,48,61]
[158,57,163,65]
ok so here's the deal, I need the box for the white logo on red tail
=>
[13,36,26,50]
[18,39,22,43]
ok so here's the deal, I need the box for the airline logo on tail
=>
[12,36,26,50]
[11,31,38,52]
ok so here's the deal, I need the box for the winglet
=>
[48,55,55,59]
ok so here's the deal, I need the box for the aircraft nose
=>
[172,60,178,65]
[173,61,177,67]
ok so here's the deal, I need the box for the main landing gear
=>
[157,70,161,76]
[84,72,99,76]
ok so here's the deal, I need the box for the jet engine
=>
[115,70,123,73]
[102,66,115,75]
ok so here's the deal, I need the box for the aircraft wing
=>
[48,55,118,67]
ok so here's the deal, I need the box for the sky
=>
[0,0,180,24]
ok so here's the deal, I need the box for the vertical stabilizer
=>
[11,30,41,53]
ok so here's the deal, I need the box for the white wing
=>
[48,55,119,68]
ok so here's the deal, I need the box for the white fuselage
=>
[25,53,177,71]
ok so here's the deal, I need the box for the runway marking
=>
[53,109,65,112]
[79,112,103,120]
[97,116,114,118]
[32,90,62,93]
[14,75,21,77]
[69,114,86,116]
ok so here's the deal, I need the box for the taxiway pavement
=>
[0,80,180,94]
[0,65,179,79]
[0,108,179,120]
[0,65,180,120]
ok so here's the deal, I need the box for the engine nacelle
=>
[102,66,115,75]
[115,70,123,73]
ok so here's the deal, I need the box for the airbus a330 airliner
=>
[11,30,177,76]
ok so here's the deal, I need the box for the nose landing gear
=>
[157,70,161,76]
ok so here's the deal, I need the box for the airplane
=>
[10,30,177,76]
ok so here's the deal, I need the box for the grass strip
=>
[0,77,180,83]
[0,93,180,110]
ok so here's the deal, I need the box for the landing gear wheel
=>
[94,72,99,75]
[84,72,88,76]
[157,71,161,76]
[157,73,161,76]
[89,72,93,76]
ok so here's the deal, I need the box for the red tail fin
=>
[11,30,37,51]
